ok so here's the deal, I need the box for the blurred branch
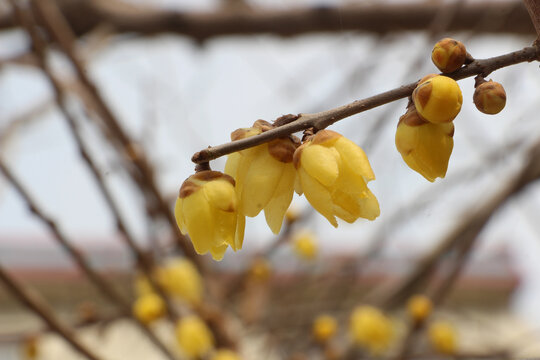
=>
[0,0,534,40]
[193,45,540,164]
[0,263,104,360]
[524,0,540,41]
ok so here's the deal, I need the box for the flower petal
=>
[174,197,187,235]
[334,137,375,181]
[264,164,296,234]
[234,213,245,251]
[210,243,228,261]
[224,152,241,178]
[182,190,215,255]
[299,167,337,227]
[301,144,340,187]
[203,179,236,212]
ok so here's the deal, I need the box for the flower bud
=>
[157,257,203,305]
[133,293,165,324]
[406,295,432,323]
[248,257,272,282]
[428,321,457,355]
[431,38,467,73]
[312,314,338,343]
[175,315,215,358]
[292,230,318,260]
[349,306,393,355]
[413,75,462,124]
[473,80,506,115]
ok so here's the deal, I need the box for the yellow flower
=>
[292,230,318,260]
[313,314,338,342]
[413,75,463,124]
[431,38,467,73]
[349,306,393,354]
[157,257,203,305]
[395,106,454,182]
[175,171,245,261]
[175,315,215,358]
[225,120,298,234]
[428,321,457,355]
[248,257,272,282]
[406,294,432,323]
[211,349,242,360]
[132,293,165,324]
[293,130,379,227]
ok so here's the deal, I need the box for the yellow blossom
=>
[175,170,245,261]
[248,257,272,282]
[395,106,454,182]
[406,295,432,323]
[225,120,298,234]
[349,306,393,354]
[292,231,318,260]
[313,314,338,342]
[132,293,165,324]
[428,321,457,355]
[157,257,203,305]
[413,75,463,124]
[293,130,379,227]
[211,349,242,360]
[175,315,215,358]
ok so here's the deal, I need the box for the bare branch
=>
[524,0,540,40]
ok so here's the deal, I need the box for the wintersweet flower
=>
[175,315,215,359]
[211,349,242,360]
[413,74,463,124]
[225,120,298,234]
[292,230,318,260]
[395,106,454,182]
[349,306,393,354]
[175,171,245,261]
[293,130,379,227]
[407,294,433,323]
[428,321,457,354]
[132,293,165,324]
[312,314,338,343]
[157,257,203,305]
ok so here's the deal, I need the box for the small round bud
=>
[248,257,272,282]
[412,75,463,124]
[428,321,457,355]
[431,38,467,73]
[312,314,338,343]
[473,80,506,115]
[406,295,432,323]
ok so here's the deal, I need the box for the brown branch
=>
[0,264,104,360]
[524,0,540,40]
[192,45,540,164]
[0,0,534,40]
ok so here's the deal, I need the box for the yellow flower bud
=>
[428,321,457,355]
[312,314,338,342]
[473,80,506,115]
[406,295,432,323]
[225,120,298,234]
[285,206,301,223]
[292,230,318,260]
[248,257,272,282]
[413,75,463,124]
[132,293,165,324]
[349,306,393,354]
[175,171,245,261]
[395,106,454,182]
[157,257,203,305]
[431,38,467,73]
[211,349,242,360]
[293,130,379,227]
[175,315,215,359]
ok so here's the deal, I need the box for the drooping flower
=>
[413,75,463,124]
[157,257,203,305]
[175,171,245,261]
[313,314,338,343]
[349,306,393,354]
[293,130,379,227]
[428,321,457,355]
[292,230,318,260]
[395,106,454,182]
[225,120,298,234]
[132,293,165,324]
[175,315,215,359]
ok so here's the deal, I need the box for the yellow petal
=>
[224,152,241,178]
[235,145,262,199]
[334,137,375,181]
[210,243,228,261]
[174,197,187,235]
[294,174,303,195]
[182,190,215,255]
[264,164,296,234]
[212,206,237,250]
[241,146,285,217]
[356,189,380,220]
[298,167,337,227]
[234,213,245,251]
[301,144,340,187]
[203,179,236,212]
[332,189,362,223]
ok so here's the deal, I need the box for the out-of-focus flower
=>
[248,257,272,282]
[225,120,298,234]
[473,80,506,115]
[395,106,454,182]
[292,231,318,260]
[175,171,245,261]
[431,38,467,73]
[157,257,203,305]
[175,315,215,359]
[413,75,463,124]
[293,130,379,227]
[211,349,242,360]
[312,314,338,342]
[349,306,393,354]
[21,336,38,360]
[284,206,301,223]
[407,294,433,323]
[428,321,457,355]
[132,293,165,324]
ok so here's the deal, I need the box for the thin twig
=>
[192,45,540,164]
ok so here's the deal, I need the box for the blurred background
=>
[1,0,540,359]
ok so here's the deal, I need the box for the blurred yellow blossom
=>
[292,231,318,260]
[132,293,165,324]
[211,349,242,360]
[312,314,338,342]
[349,305,393,354]
[157,257,203,305]
[176,315,215,358]
[428,321,457,355]
[407,295,433,323]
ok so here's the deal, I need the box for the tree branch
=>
[192,45,540,164]
[524,0,540,41]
